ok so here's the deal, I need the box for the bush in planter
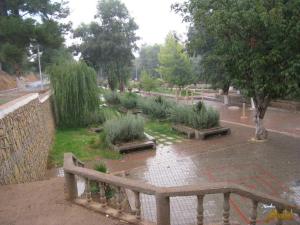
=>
[170,103,219,130]
[119,93,138,109]
[137,96,173,119]
[104,91,120,105]
[104,114,145,145]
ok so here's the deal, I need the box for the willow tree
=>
[48,61,99,128]
[175,0,300,140]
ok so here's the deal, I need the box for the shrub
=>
[170,103,219,129]
[48,61,99,128]
[104,91,120,105]
[137,96,173,119]
[119,92,138,109]
[98,108,121,123]
[94,162,107,173]
[104,114,145,145]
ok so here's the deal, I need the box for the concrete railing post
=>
[156,194,170,225]
[65,172,78,201]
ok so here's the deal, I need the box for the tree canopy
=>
[0,0,70,75]
[74,0,139,91]
[138,44,160,78]
[158,33,194,88]
[174,0,300,139]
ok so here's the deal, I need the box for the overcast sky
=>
[67,0,188,47]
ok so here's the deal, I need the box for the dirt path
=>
[0,177,125,225]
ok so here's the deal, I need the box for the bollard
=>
[241,103,248,119]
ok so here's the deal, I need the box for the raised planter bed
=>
[172,124,195,139]
[112,133,156,153]
[195,127,231,140]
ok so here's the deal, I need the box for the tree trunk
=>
[222,84,230,105]
[253,96,270,140]
[119,79,125,92]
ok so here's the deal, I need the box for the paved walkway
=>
[124,122,300,225]
[0,177,125,225]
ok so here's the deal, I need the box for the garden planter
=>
[172,124,195,139]
[195,127,231,140]
[112,133,156,153]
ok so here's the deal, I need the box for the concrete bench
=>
[195,127,231,140]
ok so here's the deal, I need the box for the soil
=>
[0,71,17,91]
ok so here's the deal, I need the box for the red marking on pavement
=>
[254,163,289,192]
[230,198,250,224]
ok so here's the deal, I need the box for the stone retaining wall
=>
[0,91,55,185]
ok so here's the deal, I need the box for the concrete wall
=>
[0,91,55,185]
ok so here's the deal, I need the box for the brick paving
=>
[126,123,300,225]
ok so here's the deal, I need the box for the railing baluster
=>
[250,200,258,225]
[133,191,141,220]
[64,172,78,200]
[276,207,283,225]
[197,195,204,225]
[99,182,107,207]
[117,186,122,214]
[85,178,92,202]
[223,192,230,225]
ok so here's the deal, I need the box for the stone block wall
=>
[0,92,55,185]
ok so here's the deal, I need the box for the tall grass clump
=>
[104,114,145,145]
[170,102,219,129]
[48,61,99,128]
[104,91,120,105]
[119,92,138,109]
[137,96,173,119]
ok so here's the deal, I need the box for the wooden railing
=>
[64,153,300,225]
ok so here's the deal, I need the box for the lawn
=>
[153,87,192,96]
[49,128,121,167]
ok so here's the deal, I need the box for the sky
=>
[67,0,189,47]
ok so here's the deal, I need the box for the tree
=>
[186,22,231,104]
[47,60,99,128]
[158,33,194,88]
[138,44,161,78]
[140,70,157,92]
[175,0,300,140]
[0,0,70,75]
[74,0,139,91]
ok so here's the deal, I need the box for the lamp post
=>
[37,44,44,90]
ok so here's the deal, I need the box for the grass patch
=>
[50,128,121,167]
[145,120,182,139]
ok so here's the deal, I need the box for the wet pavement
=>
[117,122,300,225]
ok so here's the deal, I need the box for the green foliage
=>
[140,70,158,91]
[170,103,219,129]
[0,0,69,74]
[74,0,139,91]
[94,162,107,173]
[175,0,300,117]
[137,44,161,78]
[137,96,173,119]
[158,33,194,87]
[103,91,120,105]
[119,92,138,109]
[98,108,121,123]
[104,114,145,145]
[48,61,99,128]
